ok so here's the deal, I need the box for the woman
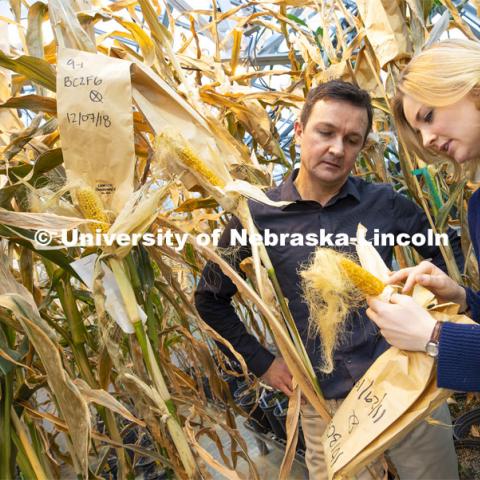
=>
[366,38,480,392]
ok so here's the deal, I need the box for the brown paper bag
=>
[323,310,474,480]
[56,47,136,214]
[338,374,448,478]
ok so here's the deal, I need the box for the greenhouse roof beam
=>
[257,8,303,55]
[221,52,302,66]
[460,4,480,38]
[166,0,210,31]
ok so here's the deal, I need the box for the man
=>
[195,80,462,479]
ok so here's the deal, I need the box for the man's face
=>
[294,99,369,187]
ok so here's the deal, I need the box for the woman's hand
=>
[387,260,467,310]
[366,294,436,351]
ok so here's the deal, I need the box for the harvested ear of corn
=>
[339,257,385,297]
[76,186,110,234]
[301,248,386,373]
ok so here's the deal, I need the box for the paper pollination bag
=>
[56,47,136,215]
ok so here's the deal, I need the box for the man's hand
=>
[261,357,294,396]
[387,260,467,310]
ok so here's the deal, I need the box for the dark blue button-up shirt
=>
[195,169,463,399]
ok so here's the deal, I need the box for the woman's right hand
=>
[387,260,467,311]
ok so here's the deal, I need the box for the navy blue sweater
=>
[438,188,480,391]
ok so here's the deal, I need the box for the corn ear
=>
[76,187,110,234]
[157,131,226,187]
[340,258,385,297]
[179,143,226,187]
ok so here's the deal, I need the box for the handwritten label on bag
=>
[322,347,434,479]
[57,48,135,214]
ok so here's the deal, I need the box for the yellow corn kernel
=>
[178,144,226,187]
[340,258,385,297]
[76,187,110,234]
[158,131,225,188]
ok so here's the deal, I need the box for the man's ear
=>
[294,120,303,143]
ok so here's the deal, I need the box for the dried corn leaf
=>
[439,0,477,40]
[0,207,90,234]
[26,1,49,60]
[424,10,451,48]
[356,0,410,67]
[130,60,235,179]
[0,255,90,478]
[120,373,198,478]
[353,47,383,98]
[107,185,168,258]
[278,383,301,480]
[47,0,96,52]
[0,293,90,478]
[405,0,427,28]
[226,99,283,157]
[0,50,56,92]
[188,232,330,420]
[261,0,315,5]
[184,412,243,480]
[0,25,24,143]
[137,0,187,85]
[0,94,56,114]
[113,16,156,67]
[74,378,146,427]
[314,61,349,85]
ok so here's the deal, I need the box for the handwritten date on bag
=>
[66,112,111,128]
[355,378,387,423]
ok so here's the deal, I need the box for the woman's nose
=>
[421,129,438,149]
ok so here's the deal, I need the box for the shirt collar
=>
[277,168,303,202]
[277,168,361,207]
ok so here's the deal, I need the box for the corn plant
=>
[0,0,477,478]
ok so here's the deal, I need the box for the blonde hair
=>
[393,39,480,164]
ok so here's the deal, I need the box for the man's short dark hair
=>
[300,80,373,141]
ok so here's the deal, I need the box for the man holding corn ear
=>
[195,80,463,479]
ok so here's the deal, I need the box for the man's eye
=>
[319,131,332,136]
[348,137,361,145]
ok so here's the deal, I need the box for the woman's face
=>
[402,93,480,164]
